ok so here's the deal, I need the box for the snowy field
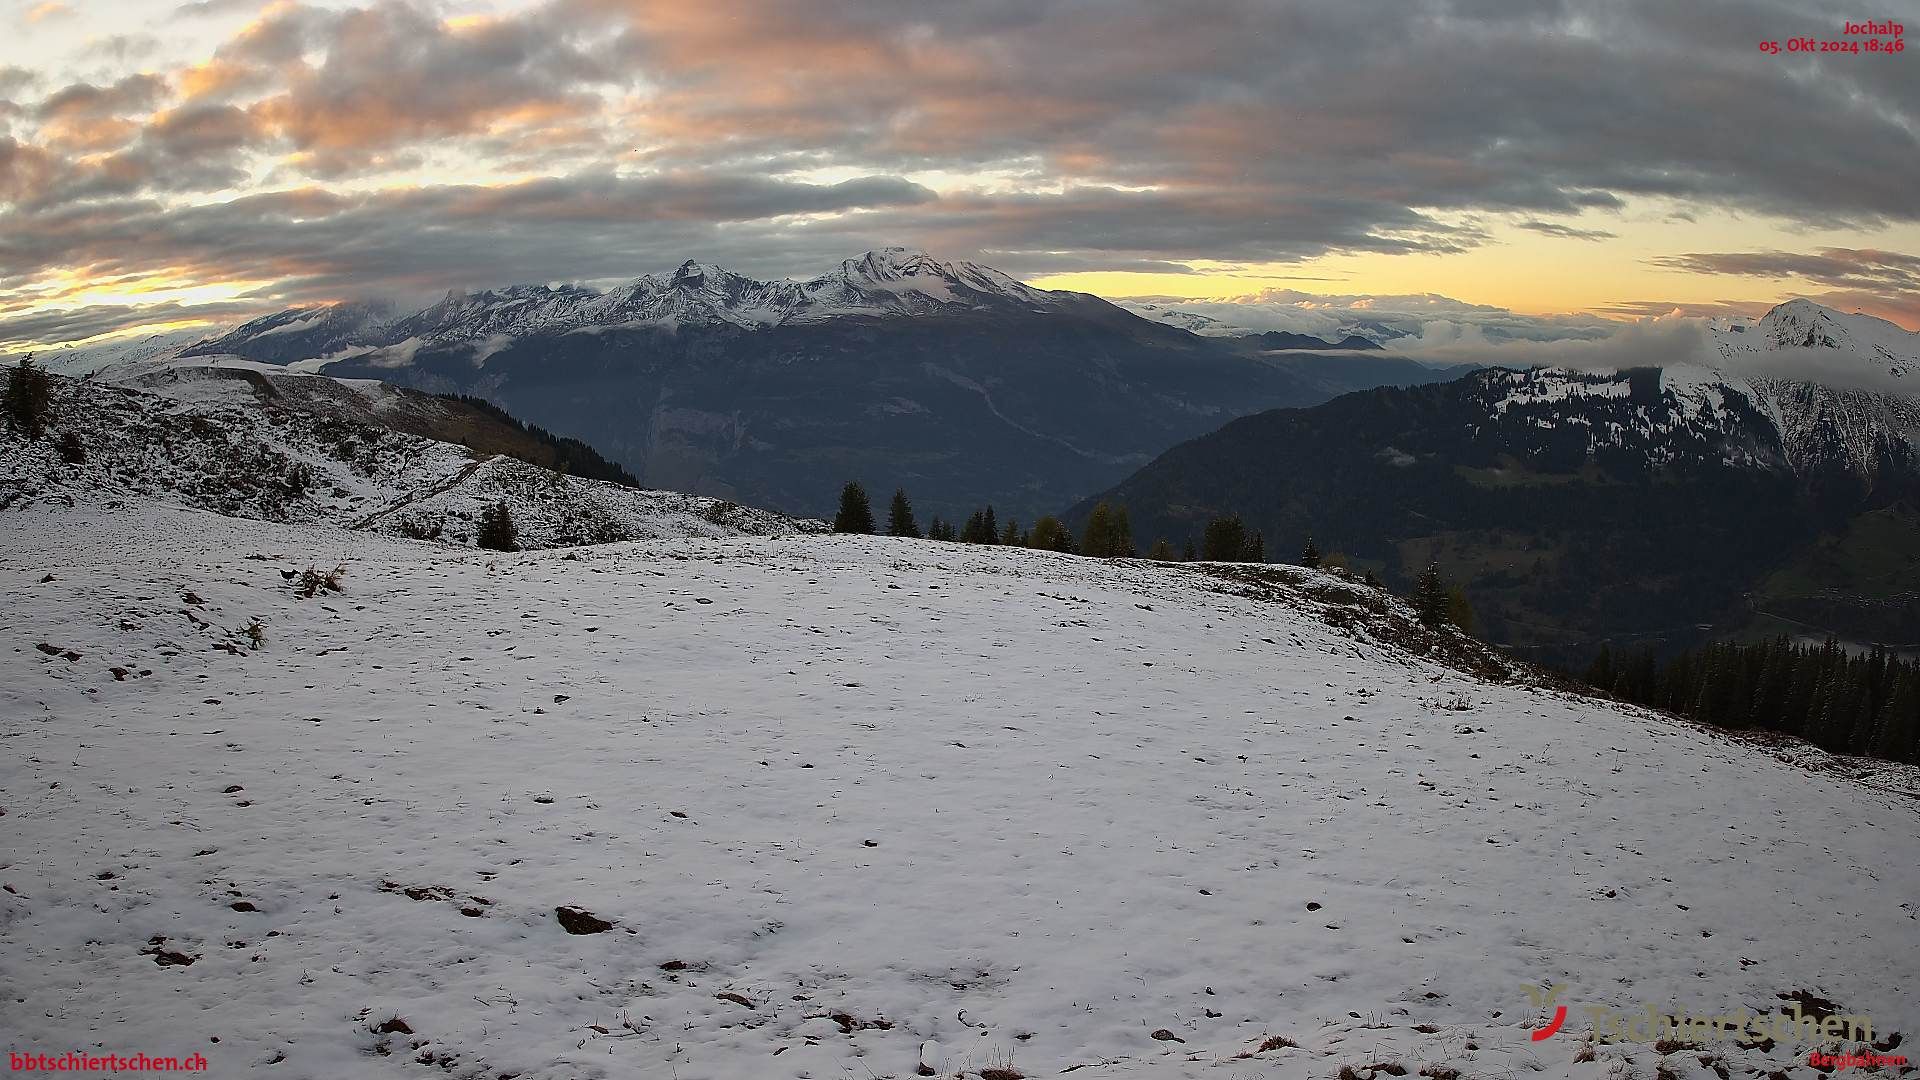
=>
[2,503,1916,1080]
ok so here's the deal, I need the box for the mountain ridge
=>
[182,248,1106,361]
[1068,299,1920,662]
[125,250,1473,522]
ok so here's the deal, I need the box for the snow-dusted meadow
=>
[2,504,1916,1080]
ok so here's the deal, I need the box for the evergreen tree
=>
[1181,538,1196,561]
[832,481,875,534]
[981,505,998,545]
[1201,515,1248,562]
[960,509,989,544]
[886,488,921,538]
[927,516,955,542]
[476,502,518,551]
[1000,517,1020,545]
[1247,530,1264,563]
[1081,502,1134,557]
[1300,536,1321,568]
[1585,643,1615,691]
[4,355,52,438]
[1411,562,1449,628]
[1028,516,1075,553]
[1444,584,1475,636]
[1872,674,1918,761]
[1574,635,1920,766]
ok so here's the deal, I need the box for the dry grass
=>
[296,564,345,597]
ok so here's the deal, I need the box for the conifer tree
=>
[1000,518,1020,545]
[886,488,920,538]
[1575,634,1920,765]
[4,354,51,438]
[833,481,875,534]
[1028,516,1075,552]
[960,509,987,544]
[981,505,998,544]
[476,502,518,551]
[1300,536,1321,568]
[1201,515,1247,562]
[1445,584,1475,636]
[1248,530,1264,563]
[1412,562,1449,628]
[1080,502,1134,557]
[1585,644,1615,692]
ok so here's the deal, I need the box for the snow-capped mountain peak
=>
[159,249,1089,355]
[791,247,1061,320]
[1711,298,1918,380]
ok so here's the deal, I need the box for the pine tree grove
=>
[1583,637,1920,765]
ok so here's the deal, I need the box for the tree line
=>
[832,480,1257,561]
[831,481,1474,633]
[1582,636,1920,764]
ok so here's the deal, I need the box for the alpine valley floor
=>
[1,504,1916,1080]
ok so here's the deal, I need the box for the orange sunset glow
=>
[1,0,1915,354]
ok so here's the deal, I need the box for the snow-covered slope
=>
[0,368,819,548]
[173,249,1099,363]
[1,507,1914,1080]
[35,327,209,377]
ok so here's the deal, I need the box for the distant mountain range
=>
[1116,300,1418,346]
[69,248,1473,522]
[1073,299,1920,664]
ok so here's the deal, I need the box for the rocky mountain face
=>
[150,249,1469,522]
[1072,301,1920,664]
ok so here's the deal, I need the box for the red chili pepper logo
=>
[1522,984,1569,1040]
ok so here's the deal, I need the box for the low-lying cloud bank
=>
[1123,292,1919,394]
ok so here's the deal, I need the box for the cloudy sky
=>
[3,0,1917,353]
